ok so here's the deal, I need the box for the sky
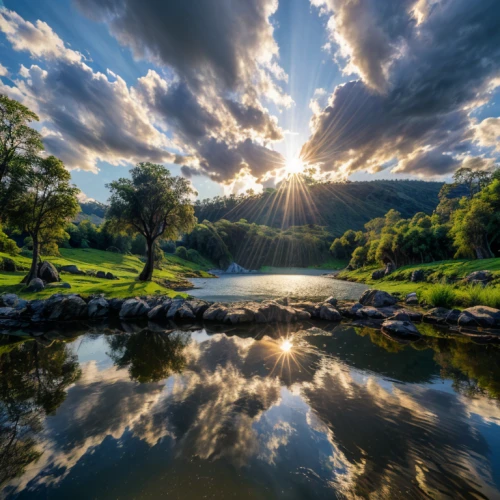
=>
[0,0,499,203]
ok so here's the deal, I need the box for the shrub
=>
[422,283,457,308]
[0,226,20,256]
[175,246,188,260]
[463,285,500,309]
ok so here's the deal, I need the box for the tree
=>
[107,163,196,281]
[6,156,80,283]
[0,95,43,212]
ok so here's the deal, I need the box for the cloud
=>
[302,0,500,178]
[0,63,8,77]
[474,117,500,153]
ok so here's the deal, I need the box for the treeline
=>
[194,178,443,236]
[332,168,500,269]
[183,219,332,269]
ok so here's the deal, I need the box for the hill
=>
[75,200,107,225]
[195,179,443,236]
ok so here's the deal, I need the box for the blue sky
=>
[1,0,499,203]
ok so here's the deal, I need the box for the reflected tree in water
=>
[0,340,81,486]
[107,330,188,383]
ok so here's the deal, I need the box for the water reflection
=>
[1,323,500,498]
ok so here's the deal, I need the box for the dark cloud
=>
[303,0,500,177]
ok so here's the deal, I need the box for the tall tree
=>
[107,163,196,281]
[0,95,43,211]
[6,156,80,283]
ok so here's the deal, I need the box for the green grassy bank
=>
[0,248,214,299]
[338,258,500,308]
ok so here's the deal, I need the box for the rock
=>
[240,302,266,323]
[203,303,229,322]
[359,289,397,308]
[1,293,19,307]
[28,299,46,322]
[405,292,418,305]
[371,269,385,280]
[0,307,20,319]
[108,298,125,313]
[295,310,311,320]
[384,263,396,276]
[60,264,85,275]
[258,302,296,323]
[47,294,87,321]
[46,282,72,289]
[274,297,290,306]
[424,307,461,325]
[355,306,387,319]
[119,298,151,318]
[166,299,185,320]
[26,278,45,292]
[319,305,342,321]
[389,308,423,322]
[224,308,254,324]
[337,302,363,318]
[324,296,338,306]
[463,271,492,284]
[2,257,17,272]
[225,262,250,274]
[458,306,500,328]
[88,297,109,318]
[96,271,106,279]
[382,320,421,339]
[411,270,425,283]
[185,299,210,317]
[147,301,172,321]
[38,261,59,283]
[105,272,118,280]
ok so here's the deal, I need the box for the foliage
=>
[0,224,20,255]
[5,156,80,283]
[107,163,196,281]
[422,283,458,308]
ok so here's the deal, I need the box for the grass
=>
[338,258,500,308]
[0,248,215,299]
[307,258,348,270]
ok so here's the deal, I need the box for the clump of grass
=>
[463,284,500,309]
[422,283,458,308]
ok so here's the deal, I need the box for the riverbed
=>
[189,269,369,302]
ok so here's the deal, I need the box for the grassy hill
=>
[0,248,214,299]
[195,180,443,236]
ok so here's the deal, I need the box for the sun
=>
[280,339,293,352]
[284,156,305,175]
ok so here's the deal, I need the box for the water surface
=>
[1,321,500,499]
[189,270,368,302]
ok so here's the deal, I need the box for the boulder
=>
[295,310,311,320]
[28,299,46,322]
[424,307,461,325]
[47,294,87,321]
[26,278,45,292]
[464,271,492,284]
[319,305,342,321]
[324,296,338,306]
[1,293,19,307]
[355,306,387,319]
[88,297,109,318]
[258,302,296,323]
[108,298,125,313]
[458,306,500,328]
[203,303,229,322]
[177,303,196,319]
[371,269,385,280]
[46,282,72,289]
[0,307,20,319]
[60,264,84,275]
[224,308,254,324]
[38,261,59,283]
[384,263,396,276]
[411,270,425,283]
[389,309,423,322]
[166,299,185,320]
[225,263,249,274]
[405,292,419,305]
[337,302,363,318]
[96,271,106,279]
[240,302,266,323]
[381,320,421,339]
[147,301,172,321]
[105,272,118,280]
[2,257,17,272]
[359,289,397,308]
[185,299,210,318]
[119,298,151,318]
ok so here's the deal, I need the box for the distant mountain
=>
[75,201,107,225]
[195,179,444,237]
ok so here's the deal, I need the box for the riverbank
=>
[337,258,500,308]
[0,248,214,299]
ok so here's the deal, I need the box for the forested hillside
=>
[195,180,443,236]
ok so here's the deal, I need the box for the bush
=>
[186,248,204,264]
[463,285,500,309]
[0,226,20,256]
[422,283,458,308]
[175,246,188,260]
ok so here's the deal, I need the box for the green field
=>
[0,248,214,299]
[338,258,500,306]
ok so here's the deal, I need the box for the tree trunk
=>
[139,239,154,281]
[23,235,40,284]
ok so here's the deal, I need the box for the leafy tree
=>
[6,156,80,283]
[107,163,196,281]
[0,95,43,212]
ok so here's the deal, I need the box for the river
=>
[1,275,500,499]
[188,269,369,302]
